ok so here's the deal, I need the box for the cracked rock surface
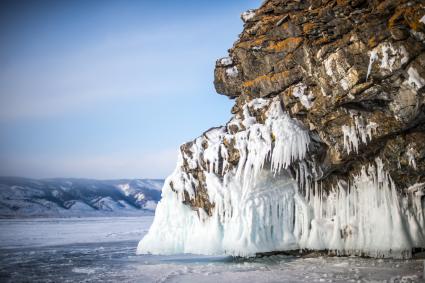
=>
[212,0,425,196]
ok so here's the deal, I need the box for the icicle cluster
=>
[365,42,409,81]
[342,115,377,154]
[178,98,310,192]
[138,98,425,258]
[292,83,315,109]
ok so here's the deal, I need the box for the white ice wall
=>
[138,98,425,258]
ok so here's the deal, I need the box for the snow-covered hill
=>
[0,177,164,218]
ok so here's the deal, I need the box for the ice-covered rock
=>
[241,9,256,23]
[139,0,425,258]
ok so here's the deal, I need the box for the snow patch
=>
[292,83,315,109]
[379,43,409,71]
[340,78,350,91]
[241,9,256,23]
[144,200,157,211]
[118,183,131,195]
[219,57,233,67]
[225,66,238,78]
[407,67,425,90]
[366,42,409,81]
[72,267,96,275]
[324,53,336,78]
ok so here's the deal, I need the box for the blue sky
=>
[0,0,261,179]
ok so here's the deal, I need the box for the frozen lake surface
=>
[0,216,423,282]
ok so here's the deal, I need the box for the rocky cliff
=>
[139,0,425,258]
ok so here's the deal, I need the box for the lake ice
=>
[0,216,423,282]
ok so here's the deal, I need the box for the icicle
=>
[366,50,378,81]
[138,97,423,259]
[342,116,377,154]
[406,148,417,170]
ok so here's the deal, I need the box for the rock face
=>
[139,1,425,258]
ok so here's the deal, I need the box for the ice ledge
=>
[138,155,424,259]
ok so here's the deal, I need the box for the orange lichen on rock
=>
[259,14,282,26]
[314,35,331,46]
[388,6,425,31]
[303,22,317,34]
[266,37,303,53]
[242,74,270,88]
[242,70,291,89]
[236,36,267,50]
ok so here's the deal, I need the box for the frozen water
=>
[0,216,423,282]
[366,42,409,81]
[407,67,425,90]
[139,97,424,258]
[241,9,256,22]
[292,83,314,109]
[219,57,233,66]
[0,217,152,249]
[342,115,377,154]
[366,50,378,81]
[225,66,238,78]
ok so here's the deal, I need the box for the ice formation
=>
[378,43,408,71]
[226,66,239,78]
[241,9,256,22]
[219,57,233,66]
[407,148,417,170]
[366,50,378,81]
[407,67,425,90]
[292,83,314,109]
[138,98,425,258]
[324,53,337,78]
[341,115,377,154]
[366,42,409,81]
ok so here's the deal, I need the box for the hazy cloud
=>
[0,148,178,179]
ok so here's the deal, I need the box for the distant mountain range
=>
[0,177,164,218]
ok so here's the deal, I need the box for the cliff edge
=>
[139,0,425,258]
